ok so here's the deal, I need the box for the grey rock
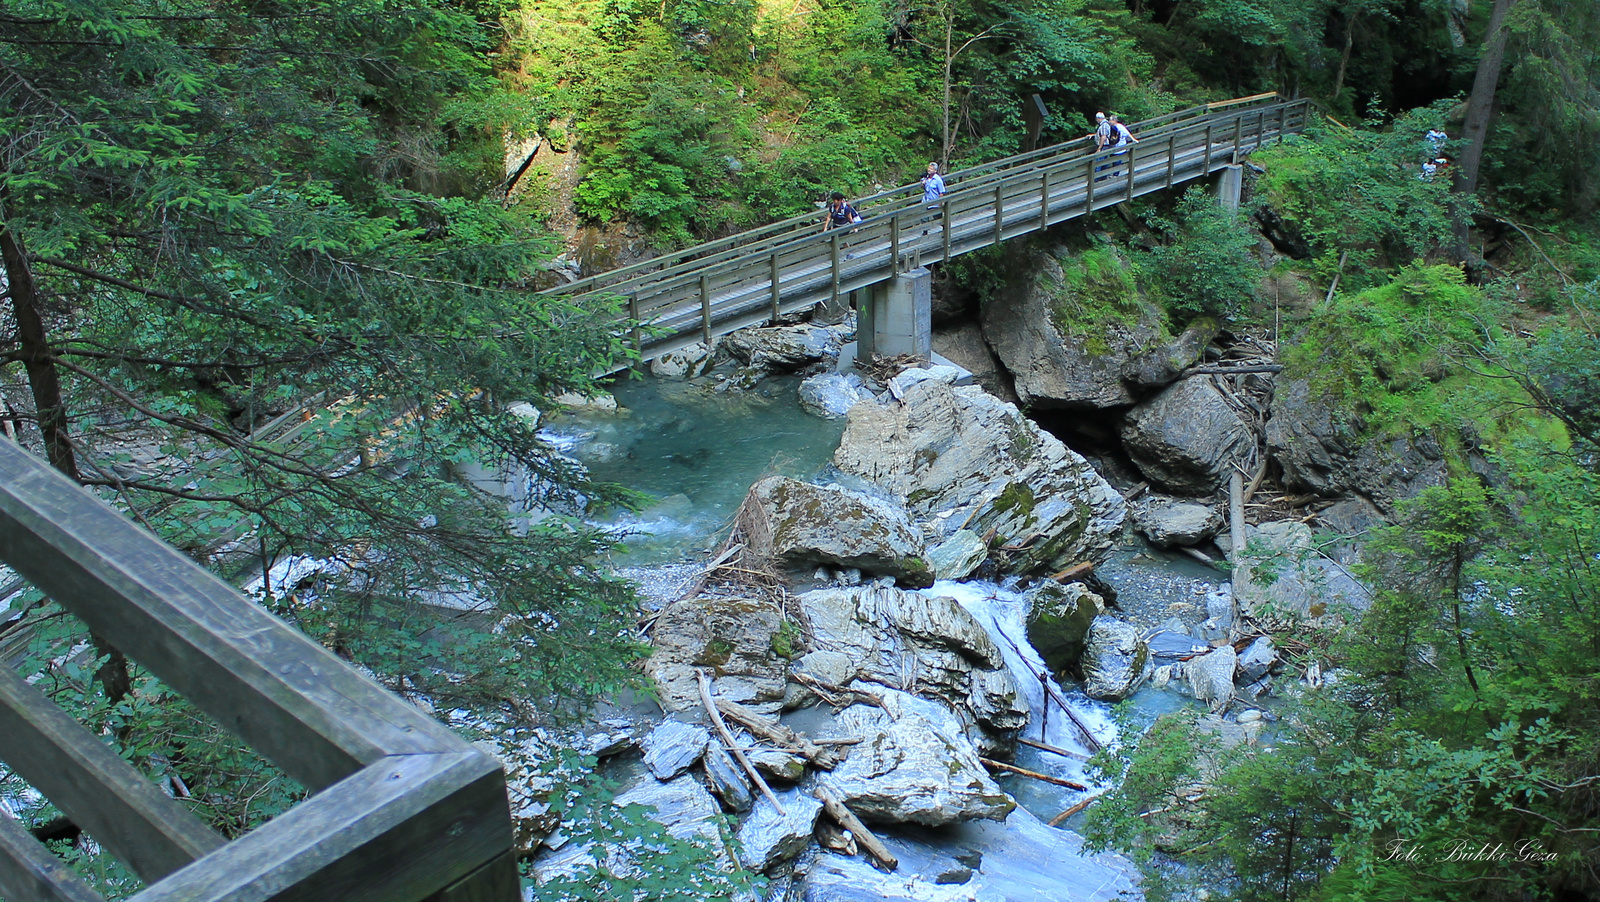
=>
[723,324,842,372]
[815,687,1015,826]
[887,364,966,398]
[641,720,711,781]
[749,748,808,782]
[799,373,874,419]
[926,529,989,581]
[833,378,1125,575]
[1237,636,1278,683]
[645,595,788,715]
[1121,376,1254,495]
[1123,316,1223,390]
[932,321,1019,404]
[1132,495,1224,548]
[980,246,1168,409]
[1266,376,1450,514]
[736,788,823,871]
[1146,628,1210,661]
[784,649,860,710]
[1205,584,1236,632]
[746,476,933,587]
[1024,581,1107,674]
[1081,616,1152,701]
[801,805,1139,902]
[1232,521,1372,617]
[703,743,754,812]
[1184,645,1237,712]
[531,774,727,884]
[799,584,1027,734]
[649,340,717,379]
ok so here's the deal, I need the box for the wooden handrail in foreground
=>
[0,436,517,902]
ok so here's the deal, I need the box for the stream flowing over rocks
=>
[514,223,1422,898]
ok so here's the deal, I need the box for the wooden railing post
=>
[941,198,952,260]
[628,294,642,355]
[830,232,841,301]
[1232,116,1243,163]
[1165,132,1176,190]
[1039,168,1050,229]
[1126,141,1137,202]
[1085,155,1096,211]
[769,252,781,322]
[993,184,1004,243]
[700,274,712,345]
[1203,123,1213,173]
[890,214,901,272]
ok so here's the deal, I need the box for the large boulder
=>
[1182,645,1237,712]
[798,372,874,419]
[736,787,823,871]
[798,584,1028,735]
[746,476,933,587]
[722,323,841,372]
[1080,616,1151,701]
[640,720,710,781]
[981,247,1175,409]
[1121,376,1254,495]
[1230,520,1372,617]
[645,595,789,715]
[1132,495,1224,548]
[649,340,717,379]
[833,378,1125,575]
[1025,581,1107,675]
[814,686,1015,826]
[1266,377,1449,514]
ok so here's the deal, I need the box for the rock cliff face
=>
[980,247,1217,409]
[833,378,1125,574]
[1266,376,1449,513]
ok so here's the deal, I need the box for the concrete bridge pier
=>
[855,267,931,366]
[1215,164,1243,211]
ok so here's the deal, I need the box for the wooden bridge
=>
[542,93,1312,362]
[0,437,517,902]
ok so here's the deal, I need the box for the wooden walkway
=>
[542,94,1311,361]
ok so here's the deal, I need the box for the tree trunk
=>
[1332,14,1356,101]
[1,227,80,481]
[2,225,133,703]
[1452,0,1520,259]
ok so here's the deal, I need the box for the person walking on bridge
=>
[1108,113,1138,180]
[822,191,863,255]
[919,162,946,236]
[1093,111,1114,180]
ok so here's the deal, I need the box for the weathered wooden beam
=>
[132,751,510,902]
[0,439,461,792]
[423,850,519,902]
[0,812,105,902]
[0,666,225,882]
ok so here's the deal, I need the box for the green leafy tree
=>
[1,0,642,722]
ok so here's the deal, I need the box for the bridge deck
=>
[541,94,1311,361]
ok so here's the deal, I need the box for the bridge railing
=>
[541,92,1296,304]
[0,437,517,902]
[592,96,1309,359]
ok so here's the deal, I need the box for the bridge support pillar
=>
[857,268,931,366]
[1215,164,1243,211]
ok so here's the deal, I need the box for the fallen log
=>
[1016,736,1090,763]
[1049,561,1094,583]
[715,697,845,769]
[979,758,1089,791]
[1048,792,1104,826]
[697,669,785,815]
[814,785,898,871]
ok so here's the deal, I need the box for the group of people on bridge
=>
[820,112,1138,238]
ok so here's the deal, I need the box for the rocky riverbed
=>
[500,255,1411,899]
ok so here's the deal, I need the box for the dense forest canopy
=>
[2,0,1598,898]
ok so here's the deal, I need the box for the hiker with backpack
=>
[1107,113,1138,179]
[822,191,863,254]
[1093,111,1115,180]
